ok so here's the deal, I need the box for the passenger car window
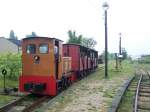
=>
[26,44,36,54]
[39,44,48,54]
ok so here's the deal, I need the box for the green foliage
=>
[100,51,116,60]
[67,30,97,48]
[138,55,150,64]
[100,48,128,61]
[67,30,82,44]
[82,37,97,48]
[0,53,22,80]
[122,48,128,60]
[0,95,17,107]
[108,60,134,78]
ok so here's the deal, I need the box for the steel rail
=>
[0,95,50,112]
[146,71,150,80]
[134,74,143,112]
[108,76,135,112]
[0,95,27,112]
[22,96,50,112]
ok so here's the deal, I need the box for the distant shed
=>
[0,37,21,54]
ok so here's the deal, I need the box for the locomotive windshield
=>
[39,44,48,54]
[26,44,36,54]
[54,46,58,55]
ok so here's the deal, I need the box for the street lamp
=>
[119,33,122,55]
[102,2,109,78]
[119,33,123,68]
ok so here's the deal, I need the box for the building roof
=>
[8,39,22,46]
[23,37,63,42]
[63,43,98,52]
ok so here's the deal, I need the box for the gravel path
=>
[35,64,133,112]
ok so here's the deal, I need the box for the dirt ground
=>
[35,63,134,112]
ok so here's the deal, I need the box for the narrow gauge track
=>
[0,94,51,112]
[108,75,135,112]
[110,69,150,112]
[0,66,104,112]
[134,71,150,112]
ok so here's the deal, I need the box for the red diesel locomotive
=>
[19,37,98,96]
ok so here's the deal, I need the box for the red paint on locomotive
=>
[19,75,57,95]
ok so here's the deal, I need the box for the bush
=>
[0,53,22,80]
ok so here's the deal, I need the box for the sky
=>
[0,0,150,56]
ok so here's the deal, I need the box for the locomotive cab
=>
[19,37,63,95]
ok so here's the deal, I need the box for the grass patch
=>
[117,89,135,112]
[103,90,116,98]
[0,77,18,108]
[108,60,134,79]
[0,76,18,88]
[101,60,135,110]
[0,95,17,107]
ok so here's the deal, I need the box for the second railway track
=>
[134,71,150,112]
[109,69,150,112]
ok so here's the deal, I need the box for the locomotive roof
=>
[63,43,98,52]
[22,37,63,42]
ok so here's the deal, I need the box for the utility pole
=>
[102,2,109,78]
[119,33,122,68]
[119,33,122,55]
[115,53,118,70]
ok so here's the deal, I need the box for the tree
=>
[0,53,21,80]
[100,51,116,60]
[67,30,97,48]
[67,30,82,44]
[82,37,97,48]
[9,30,17,40]
[122,48,128,59]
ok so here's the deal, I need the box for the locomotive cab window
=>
[26,44,36,54]
[54,46,58,55]
[39,44,48,54]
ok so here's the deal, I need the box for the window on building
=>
[39,44,48,54]
[26,44,36,54]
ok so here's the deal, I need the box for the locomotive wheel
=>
[62,77,68,90]
[81,72,84,78]
[66,78,71,87]
[68,78,72,86]
[56,81,62,94]
[83,71,87,77]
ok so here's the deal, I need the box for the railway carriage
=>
[63,44,98,79]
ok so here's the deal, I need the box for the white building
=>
[0,37,21,54]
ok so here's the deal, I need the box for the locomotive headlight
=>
[34,55,40,61]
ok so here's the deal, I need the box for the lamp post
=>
[119,33,122,68]
[119,33,122,55]
[102,2,109,78]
